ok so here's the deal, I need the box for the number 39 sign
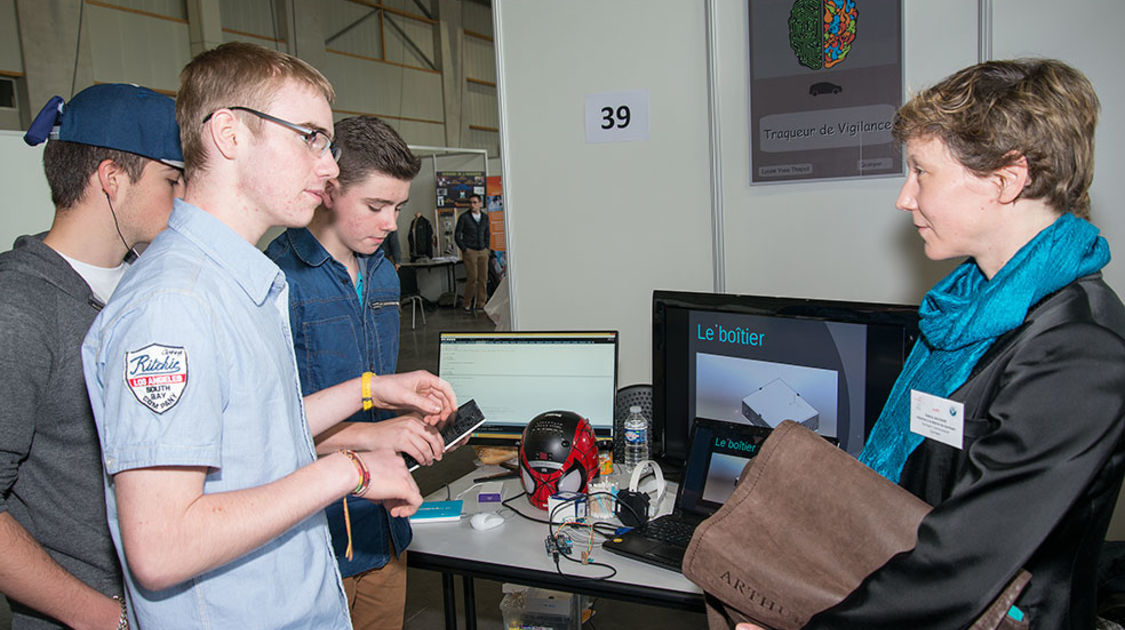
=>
[584,89,650,144]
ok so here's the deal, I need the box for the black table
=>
[400,257,460,306]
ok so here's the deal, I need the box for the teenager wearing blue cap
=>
[0,83,183,630]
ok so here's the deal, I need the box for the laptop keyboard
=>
[640,516,697,547]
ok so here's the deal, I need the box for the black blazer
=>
[454,210,489,251]
[811,274,1125,629]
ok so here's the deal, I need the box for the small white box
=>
[741,378,819,431]
[477,481,503,505]
[547,492,587,524]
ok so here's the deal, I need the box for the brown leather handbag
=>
[681,420,1030,630]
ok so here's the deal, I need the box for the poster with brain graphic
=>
[749,0,901,183]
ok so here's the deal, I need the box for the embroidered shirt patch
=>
[124,344,188,414]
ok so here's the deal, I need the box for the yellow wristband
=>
[361,371,374,411]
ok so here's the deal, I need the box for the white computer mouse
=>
[469,512,504,531]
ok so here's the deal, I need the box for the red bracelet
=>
[338,450,369,563]
[339,449,370,496]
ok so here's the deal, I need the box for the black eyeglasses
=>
[203,106,340,160]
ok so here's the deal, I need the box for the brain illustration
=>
[789,0,858,70]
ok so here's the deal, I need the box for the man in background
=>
[0,84,183,629]
[455,193,489,310]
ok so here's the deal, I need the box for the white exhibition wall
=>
[495,1,716,388]
[716,1,978,303]
[495,0,1125,384]
[719,0,1125,305]
[0,130,52,248]
[990,0,1125,295]
[494,0,1125,537]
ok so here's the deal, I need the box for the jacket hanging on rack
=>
[408,215,434,260]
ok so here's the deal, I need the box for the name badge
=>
[909,389,964,450]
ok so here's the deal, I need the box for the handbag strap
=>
[968,570,1033,630]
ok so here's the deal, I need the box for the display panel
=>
[677,419,773,517]
[439,331,618,444]
[653,291,918,465]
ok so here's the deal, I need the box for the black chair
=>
[614,384,653,465]
[398,266,426,329]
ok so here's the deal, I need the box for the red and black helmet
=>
[519,410,600,510]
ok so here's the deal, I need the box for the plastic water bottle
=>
[623,405,650,472]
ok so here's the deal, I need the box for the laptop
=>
[601,418,773,572]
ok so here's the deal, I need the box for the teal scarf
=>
[860,213,1110,482]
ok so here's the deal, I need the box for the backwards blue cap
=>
[24,83,183,169]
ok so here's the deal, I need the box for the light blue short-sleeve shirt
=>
[82,200,351,629]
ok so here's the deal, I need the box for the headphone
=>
[104,191,139,263]
[615,459,666,527]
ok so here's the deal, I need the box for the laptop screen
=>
[438,331,618,443]
[676,419,773,517]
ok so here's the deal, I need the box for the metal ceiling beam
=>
[325,7,379,46]
[384,13,437,70]
[410,0,433,21]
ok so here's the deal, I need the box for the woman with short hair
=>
[748,58,1125,629]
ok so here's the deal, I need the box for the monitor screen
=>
[438,331,618,444]
[653,291,918,463]
[678,419,773,518]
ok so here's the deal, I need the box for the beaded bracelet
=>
[112,594,128,630]
[338,449,371,562]
[339,449,371,496]
[361,371,375,411]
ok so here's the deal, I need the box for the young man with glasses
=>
[267,115,442,629]
[0,83,182,630]
[82,42,456,628]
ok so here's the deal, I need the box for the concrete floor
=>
[0,299,706,629]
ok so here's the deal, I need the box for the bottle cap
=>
[629,405,642,414]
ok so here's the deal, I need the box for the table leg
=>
[462,575,477,630]
[442,572,457,630]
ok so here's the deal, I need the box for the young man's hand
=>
[354,449,423,517]
[367,371,457,425]
[81,596,124,630]
[361,414,445,465]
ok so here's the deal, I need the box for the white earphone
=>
[628,459,666,509]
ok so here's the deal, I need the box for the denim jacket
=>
[265,227,411,577]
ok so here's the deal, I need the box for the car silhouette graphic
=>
[809,81,843,96]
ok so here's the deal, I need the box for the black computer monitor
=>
[438,331,618,445]
[652,291,919,466]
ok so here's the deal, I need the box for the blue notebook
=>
[409,500,463,523]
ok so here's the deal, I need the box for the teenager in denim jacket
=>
[267,116,446,629]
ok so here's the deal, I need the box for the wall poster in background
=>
[486,175,505,260]
[749,0,902,183]
[435,171,485,256]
